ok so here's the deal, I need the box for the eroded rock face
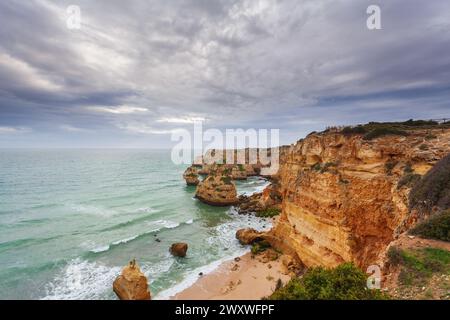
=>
[238,183,283,214]
[231,166,247,180]
[113,260,151,300]
[267,128,450,269]
[236,228,265,245]
[170,242,188,257]
[183,167,199,186]
[195,174,238,206]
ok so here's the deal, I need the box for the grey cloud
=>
[0,0,450,147]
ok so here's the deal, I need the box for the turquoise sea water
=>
[0,149,270,300]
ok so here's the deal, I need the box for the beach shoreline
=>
[170,250,291,300]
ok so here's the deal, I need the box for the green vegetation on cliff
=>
[409,153,450,212]
[410,210,450,241]
[339,119,449,141]
[388,247,450,287]
[268,263,388,300]
[256,207,280,218]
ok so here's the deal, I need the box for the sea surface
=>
[0,149,270,300]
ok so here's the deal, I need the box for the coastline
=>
[161,215,291,300]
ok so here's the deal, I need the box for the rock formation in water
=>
[183,166,199,186]
[113,259,151,300]
[170,242,188,257]
[265,126,450,269]
[195,174,238,206]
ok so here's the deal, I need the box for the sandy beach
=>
[172,251,292,300]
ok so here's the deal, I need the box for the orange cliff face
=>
[267,128,450,269]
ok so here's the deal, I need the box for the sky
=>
[0,0,449,148]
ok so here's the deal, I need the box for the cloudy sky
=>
[0,0,449,148]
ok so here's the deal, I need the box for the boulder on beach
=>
[170,242,188,257]
[113,259,151,300]
[236,228,265,245]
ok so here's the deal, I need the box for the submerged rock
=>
[195,174,238,206]
[113,259,151,300]
[170,242,188,257]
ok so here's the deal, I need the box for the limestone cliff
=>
[267,127,450,269]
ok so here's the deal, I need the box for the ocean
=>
[0,149,271,300]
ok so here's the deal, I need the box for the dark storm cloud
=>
[0,0,449,147]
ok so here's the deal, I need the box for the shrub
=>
[342,126,367,135]
[251,241,271,255]
[311,163,322,171]
[221,176,232,185]
[409,210,450,241]
[256,207,281,218]
[397,173,421,189]
[425,134,437,140]
[268,263,388,300]
[363,128,409,140]
[238,164,245,172]
[409,153,450,212]
[402,119,438,127]
[387,246,404,266]
[419,144,429,151]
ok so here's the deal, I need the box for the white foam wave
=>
[90,245,110,253]
[89,220,182,253]
[154,209,272,300]
[42,259,120,300]
[112,235,139,246]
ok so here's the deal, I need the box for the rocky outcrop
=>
[231,166,247,180]
[183,167,199,186]
[113,260,151,300]
[170,243,188,257]
[267,128,450,269]
[237,183,282,214]
[236,228,266,245]
[195,174,238,206]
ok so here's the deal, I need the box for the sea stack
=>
[183,166,199,186]
[113,259,151,300]
[195,174,238,206]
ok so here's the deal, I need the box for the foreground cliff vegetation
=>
[410,210,450,241]
[409,153,450,213]
[387,246,450,299]
[268,263,388,300]
[340,119,450,140]
[408,153,450,241]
